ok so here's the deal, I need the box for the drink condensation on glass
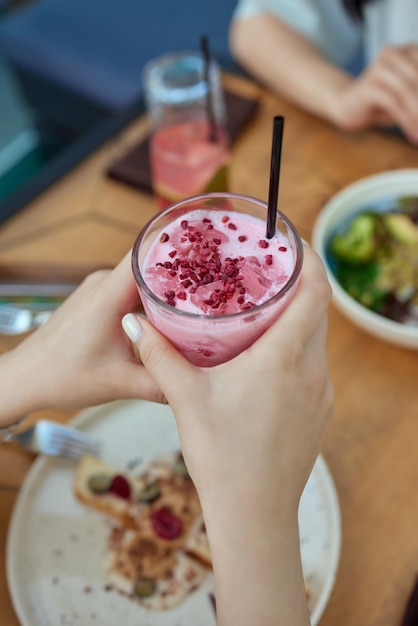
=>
[132,193,303,367]
[142,51,230,210]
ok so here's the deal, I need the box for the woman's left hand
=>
[3,252,165,421]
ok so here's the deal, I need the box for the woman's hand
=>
[124,245,333,626]
[129,244,333,513]
[334,44,418,143]
[1,251,165,424]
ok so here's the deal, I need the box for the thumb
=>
[121,313,196,404]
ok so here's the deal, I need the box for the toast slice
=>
[104,525,207,610]
[73,454,147,528]
[73,451,211,609]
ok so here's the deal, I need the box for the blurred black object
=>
[401,575,418,626]
[0,54,144,226]
[0,0,239,225]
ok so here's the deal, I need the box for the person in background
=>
[229,0,418,145]
[0,246,333,626]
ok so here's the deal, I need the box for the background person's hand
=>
[2,251,165,423]
[334,44,418,143]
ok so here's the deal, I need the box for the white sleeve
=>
[363,0,418,63]
[232,0,319,39]
[232,0,362,67]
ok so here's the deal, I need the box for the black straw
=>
[266,116,285,239]
[200,35,217,142]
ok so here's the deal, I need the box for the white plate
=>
[7,399,341,626]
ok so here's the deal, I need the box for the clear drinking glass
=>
[132,192,303,367]
[142,51,230,210]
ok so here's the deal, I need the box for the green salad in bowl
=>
[327,196,418,326]
[313,169,418,348]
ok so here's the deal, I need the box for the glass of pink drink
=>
[132,192,303,367]
[143,52,230,210]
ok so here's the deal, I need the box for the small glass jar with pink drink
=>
[142,51,230,210]
[132,192,303,367]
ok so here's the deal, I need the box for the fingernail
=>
[122,314,144,342]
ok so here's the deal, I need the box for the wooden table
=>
[1,73,418,626]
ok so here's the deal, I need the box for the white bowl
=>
[312,169,418,349]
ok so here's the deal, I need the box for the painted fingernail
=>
[122,314,144,342]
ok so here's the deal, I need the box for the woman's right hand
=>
[334,44,418,144]
[124,245,333,626]
[128,245,333,514]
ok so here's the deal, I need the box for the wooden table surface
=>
[1,73,418,626]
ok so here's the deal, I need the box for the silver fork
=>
[2,420,100,460]
[0,305,53,335]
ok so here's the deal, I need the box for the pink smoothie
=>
[134,199,302,367]
[151,121,229,209]
[143,209,295,316]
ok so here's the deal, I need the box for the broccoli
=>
[330,213,379,265]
